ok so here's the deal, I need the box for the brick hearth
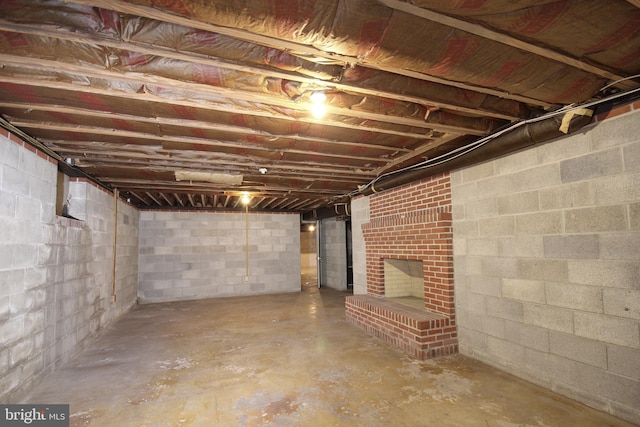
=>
[346,174,457,359]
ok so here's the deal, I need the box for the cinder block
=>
[502,278,546,303]
[523,304,574,333]
[513,164,562,193]
[504,320,549,352]
[575,363,640,409]
[560,148,623,183]
[515,211,563,235]
[630,202,640,231]
[537,132,591,164]
[465,198,497,219]
[593,174,640,205]
[453,219,478,237]
[478,216,515,236]
[603,289,640,320]
[543,234,600,259]
[538,187,561,210]
[518,258,568,282]
[495,149,539,174]
[608,344,640,379]
[486,335,525,364]
[546,282,602,312]
[462,160,495,181]
[559,181,595,208]
[485,296,524,321]
[549,331,606,368]
[524,348,579,387]
[467,238,498,256]
[591,111,640,150]
[568,259,639,289]
[470,275,502,296]
[482,315,505,338]
[481,256,518,278]
[575,312,640,348]
[497,190,539,215]
[600,232,640,260]
[2,165,29,196]
[565,205,628,233]
[623,142,640,173]
[497,236,544,258]
[0,136,20,168]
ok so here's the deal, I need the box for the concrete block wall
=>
[0,131,138,402]
[138,210,300,302]
[319,217,348,290]
[451,107,640,424]
[350,196,369,295]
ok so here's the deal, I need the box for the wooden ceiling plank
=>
[10,119,400,163]
[0,101,415,153]
[67,0,555,107]
[41,138,393,171]
[144,192,162,206]
[378,0,636,90]
[372,133,462,175]
[129,191,150,206]
[62,155,375,182]
[0,20,523,120]
[159,192,174,206]
[0,73,436,140]
[0,55,478,136]
[173,193,185,207]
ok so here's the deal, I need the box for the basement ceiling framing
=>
[0,0,638,211]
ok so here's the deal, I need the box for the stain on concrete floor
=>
[19,277,634,427]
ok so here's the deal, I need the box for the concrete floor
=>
[22,276,633,427]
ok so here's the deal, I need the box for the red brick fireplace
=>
[346,173,458,359]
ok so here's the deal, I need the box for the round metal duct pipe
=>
[358,107,594,196]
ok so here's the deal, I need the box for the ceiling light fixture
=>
[258,167,268,174]
[310,90,327,119]
[240,192,251,205]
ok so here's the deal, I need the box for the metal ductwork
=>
[359,107,594,196]
[302,106,594,221]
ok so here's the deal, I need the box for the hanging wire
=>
[343,84,640,199]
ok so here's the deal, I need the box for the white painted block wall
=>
[0,133,139,402]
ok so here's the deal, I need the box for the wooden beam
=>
[173,193,185,207]
[129,191,150,206]
[159,192,174,206]
[0,54,480,136]
[9,119,393,165]
[0,72,439,140]
[0,101,414,154]
[144,192,162,206]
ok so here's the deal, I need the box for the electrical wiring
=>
[342,84,640,200]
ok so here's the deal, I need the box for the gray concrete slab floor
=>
[20,278,634,426]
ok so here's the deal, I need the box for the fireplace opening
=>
[383,259,424,309]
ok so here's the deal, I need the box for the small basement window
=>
[56,170,79,220]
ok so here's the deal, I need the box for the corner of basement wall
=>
[0,130,139,403]
[451,105,640,425]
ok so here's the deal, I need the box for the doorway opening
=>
[300,222,318,289]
